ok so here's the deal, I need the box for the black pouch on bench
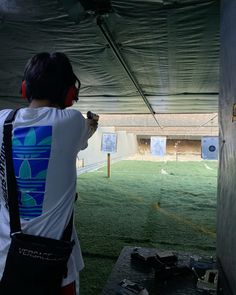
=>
[0,110,74,295]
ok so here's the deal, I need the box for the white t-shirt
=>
[0,107,91,286]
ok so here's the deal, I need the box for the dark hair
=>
[23,52,77,106]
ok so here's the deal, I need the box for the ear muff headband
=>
[21,80,29,99]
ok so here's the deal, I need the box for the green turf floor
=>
[75,160,218,295]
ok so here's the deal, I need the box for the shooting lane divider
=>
[152,202,216,238]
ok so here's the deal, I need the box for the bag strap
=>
[3,110,21,233]
[62,212,73,241]
[3,110,73,241]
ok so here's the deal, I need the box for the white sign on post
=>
[101,133,117,153]
[201,136,219,160]
[151,136,166,157]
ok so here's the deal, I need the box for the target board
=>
[151,137,167,157]
[201,136,219,160]
[101,133,117,153]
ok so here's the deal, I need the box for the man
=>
[0,52,98,294]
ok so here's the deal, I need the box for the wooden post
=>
[107,153,111,178]
[176,151,178,162]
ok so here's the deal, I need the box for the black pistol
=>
[87,111,99,121]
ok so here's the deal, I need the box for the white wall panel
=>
[77,127,138,171]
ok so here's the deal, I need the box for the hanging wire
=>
[200,114,218,127]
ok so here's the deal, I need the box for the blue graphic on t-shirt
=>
[12,126,52,219]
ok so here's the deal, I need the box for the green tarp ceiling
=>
[0,0,220,114]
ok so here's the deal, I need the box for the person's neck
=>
[29,99,60,109]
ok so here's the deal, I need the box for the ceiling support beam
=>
[97,16,163,129]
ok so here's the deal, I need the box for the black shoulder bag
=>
[0,110,75,295]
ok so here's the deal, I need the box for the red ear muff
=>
[21,80,28,99]
[21,80,32,102]
[64,85,78,107]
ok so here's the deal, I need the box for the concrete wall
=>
[77,127,138,172]
[218,1,236,294]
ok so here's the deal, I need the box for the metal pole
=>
[97,16,163,129]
